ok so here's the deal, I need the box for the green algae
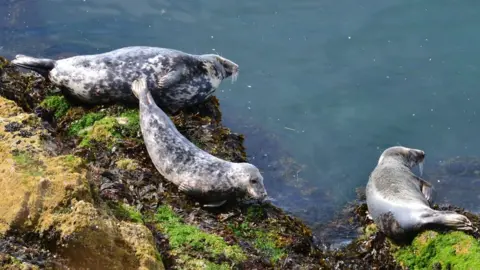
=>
[40,95,70,118]
[115,158,139,171]
[357,223,378,241]
[117,109,140,137]
[227,205,286,264]
[78,116,118,147]
[58,154,84,172]
[154,205,246,264]
[110,202,144,224]
[394,230,480,270]
[254,231,286,263]
[178,255,232,270]
[67,109,140,148]
[12,151,45,177]
[68,112,106,136]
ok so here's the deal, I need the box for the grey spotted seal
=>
[11,46,239,112]
[366,146,474,240]
[131,76,267,207]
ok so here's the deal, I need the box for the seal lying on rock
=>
[366,146,474,240]
[131,76,267,207]
[11,46,239,112]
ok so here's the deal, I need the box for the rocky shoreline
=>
[1,56,480,269]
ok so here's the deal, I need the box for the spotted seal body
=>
[11,46,239,112]
[131,76,267,207]
[366,146,473,240]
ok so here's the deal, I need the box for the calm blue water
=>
[2,0,480,232]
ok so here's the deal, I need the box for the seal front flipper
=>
[178,182,227,207]
[178,181,197,194]
[156,69,183,89]
[414,176,436,205]
[11,54,56,78]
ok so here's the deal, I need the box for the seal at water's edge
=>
[366,146,474,241]
[131,76,267,207]
[11,46,239,113]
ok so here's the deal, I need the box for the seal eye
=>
[250,179,258,184]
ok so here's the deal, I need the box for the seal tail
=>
[11,54,56,78]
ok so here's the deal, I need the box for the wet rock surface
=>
[1,55,480,269]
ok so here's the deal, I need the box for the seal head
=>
[366,146,474,242]
[198,54,239,83]
[377,146,425,174]
[229,163,267,201]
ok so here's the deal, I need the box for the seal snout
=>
[221,59,239,82]
[410,149,425,163]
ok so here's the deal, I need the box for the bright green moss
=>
[68,112,106,136]
[118,109,140,137]
[68,110,140,148]
[40,96,70,118]
[78,117,118,147]
[227,205,285,264]
[110,202,143,224]
[253,231,286,263]
[154,205,246,263]
[394,230,480,270]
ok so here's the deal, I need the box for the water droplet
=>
[348,36,351,39]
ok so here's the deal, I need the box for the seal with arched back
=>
[131,76,267,207]
[11,46,239,113]
[366,146,474,241]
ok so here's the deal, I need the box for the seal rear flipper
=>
[422,211,474,232]
[11,54,56,78]
[131,76,149,101]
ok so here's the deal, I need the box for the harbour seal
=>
[366,146,474,241]
[131,76,267,207]
[11,46,239,113]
